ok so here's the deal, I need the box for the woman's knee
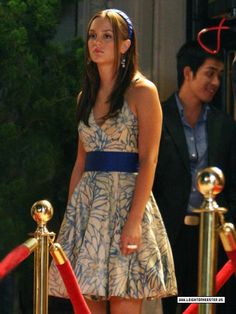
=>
[109,297,142,314]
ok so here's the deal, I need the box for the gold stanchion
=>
[194,167,227,314]
[31,200,55,314]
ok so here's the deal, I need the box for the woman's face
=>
[88,17,116,67]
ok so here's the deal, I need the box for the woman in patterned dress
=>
[49,9,177,314]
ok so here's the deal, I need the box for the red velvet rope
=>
[0,245,31,279]
[226,250,236,270]
[183,252,236,314]
[56,260,91,314]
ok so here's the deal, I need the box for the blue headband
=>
[104,9,133,40]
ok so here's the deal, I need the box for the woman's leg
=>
[110,297,142,314]
[85,299,107,314]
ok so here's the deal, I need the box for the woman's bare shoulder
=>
[129,74,158,101]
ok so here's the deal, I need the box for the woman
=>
[49,9,177,314]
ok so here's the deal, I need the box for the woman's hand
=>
[120,218,142,256]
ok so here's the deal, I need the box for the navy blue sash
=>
[84,151,139,172]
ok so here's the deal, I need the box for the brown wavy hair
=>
[76,10,138,125]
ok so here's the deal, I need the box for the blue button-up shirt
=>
[175,93,209,213]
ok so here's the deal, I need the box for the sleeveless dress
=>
[48,101,177,300]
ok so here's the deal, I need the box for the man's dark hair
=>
[177,40,224,89]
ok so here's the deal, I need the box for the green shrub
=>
[0,2,84,310]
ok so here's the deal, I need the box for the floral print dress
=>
[48,101,177,300]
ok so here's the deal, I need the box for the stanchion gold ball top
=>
[196,167,225,197]
[31,200,53,225]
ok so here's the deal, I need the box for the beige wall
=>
[77,0,186,101]
[153,0,186,100]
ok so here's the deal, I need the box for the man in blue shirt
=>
[153,40,236,314]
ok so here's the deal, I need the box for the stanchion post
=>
[31,200,55,314]
[194,167,227,314]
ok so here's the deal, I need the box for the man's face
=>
[188,58,224,104]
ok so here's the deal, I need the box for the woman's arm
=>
[67,136,86,204]
[120,79,163,255]
[67,92,86,203]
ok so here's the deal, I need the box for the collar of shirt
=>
[174,92,210,125]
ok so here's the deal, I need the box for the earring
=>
[121,55,126,68]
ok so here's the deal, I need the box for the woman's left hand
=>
[120,218,142,256]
